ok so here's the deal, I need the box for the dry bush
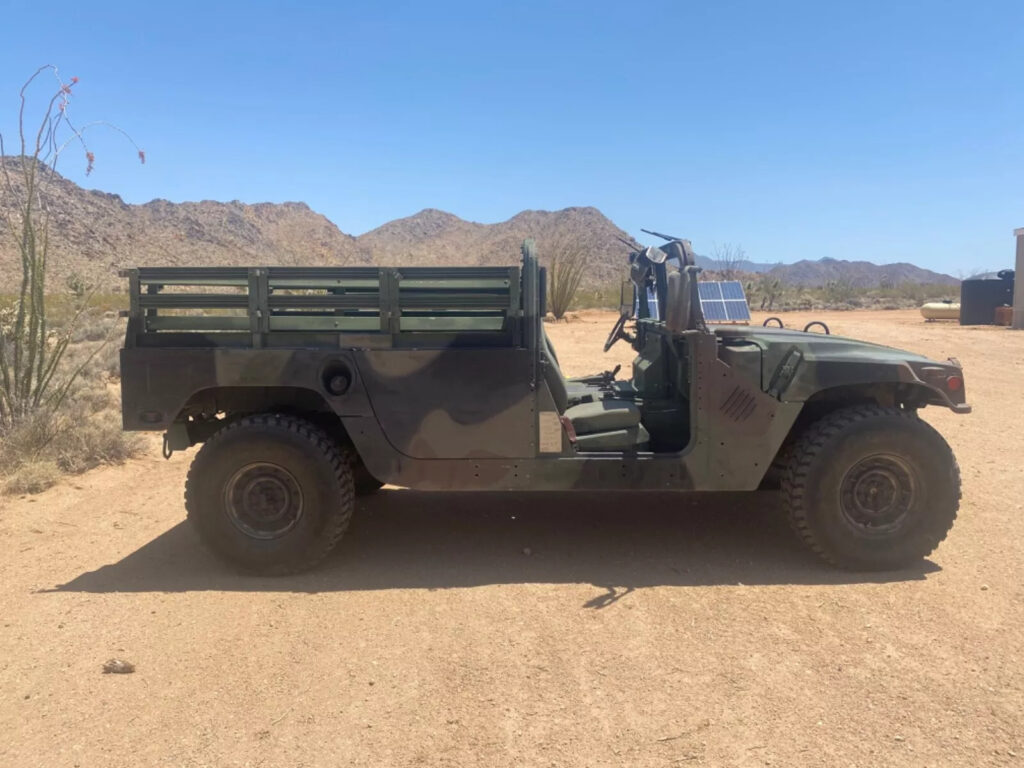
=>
[0,325,143,494]
[546,238,587,320]
[49,417,144,474]
[1,402,144,494]
[69,314,115,343]
[4,461,61,495]
[711,243,746,280]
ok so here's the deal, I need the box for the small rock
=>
[894,735,904,742]
[981,585,989,591]
[522,547,532,556]
[102,659,135,674]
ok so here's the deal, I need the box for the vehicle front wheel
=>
[339,445,385,496]
[782,405,960,570]
[184,414,354,575]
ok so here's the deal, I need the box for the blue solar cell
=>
[698,280,751,323]
[725,300,752,321]
[720,281,746,300]
[698,282,722,301]
[702,301,728,321]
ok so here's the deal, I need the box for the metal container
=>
[960,271,1014,325]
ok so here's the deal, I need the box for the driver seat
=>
[540,335,649,451]
[542,327,637,405]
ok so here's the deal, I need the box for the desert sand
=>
[1,309,1021,767]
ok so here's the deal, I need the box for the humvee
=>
[119,239,967,574]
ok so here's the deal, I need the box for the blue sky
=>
[1,0,1021,273]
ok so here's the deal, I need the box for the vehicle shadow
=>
[51,489,939,598]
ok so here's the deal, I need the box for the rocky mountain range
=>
[0,159,957,292]
[693,254,958,286]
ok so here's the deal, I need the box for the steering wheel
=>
[604,313,631,352]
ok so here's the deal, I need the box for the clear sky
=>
[1,0,1021,273]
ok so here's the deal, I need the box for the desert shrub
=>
[546,239,587,319]
[822,278,858,305]
[0,327,143,494]
[69,314,116,343]
[49,418,144,474]
[0,394,144,492]
[570,282,621,311]
[711,242,746,280]
[4,461,61,495]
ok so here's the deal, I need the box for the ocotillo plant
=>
[546,239,587,320]
[0,65,143,429]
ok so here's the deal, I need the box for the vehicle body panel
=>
[119,240,968,494]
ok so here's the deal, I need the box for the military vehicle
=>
[119,239,968,574]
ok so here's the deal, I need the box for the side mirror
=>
[618,280,633,317]
[643,245,667,265]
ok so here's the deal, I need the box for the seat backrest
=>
[665,267,699,333]
[541,325,569,412]
[664,271,685,333]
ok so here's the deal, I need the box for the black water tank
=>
[960,271,1014,325]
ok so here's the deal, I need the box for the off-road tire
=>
[782,405,960,570]
[185,414,354,575]
[354,466,385,495]
[338,445,385,496]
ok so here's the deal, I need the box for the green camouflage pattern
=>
[119,240,969,492]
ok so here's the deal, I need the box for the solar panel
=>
[698,280,751,324]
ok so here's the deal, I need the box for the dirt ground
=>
[2,309,1022,767]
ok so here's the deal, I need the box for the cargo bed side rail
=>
[120,265,524,349]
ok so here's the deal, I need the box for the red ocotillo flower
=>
[138,150,146,164]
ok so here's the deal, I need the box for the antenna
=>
[641,228,683,242]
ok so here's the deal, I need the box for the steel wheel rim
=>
[223,462,304,540]
[839,454,917,535]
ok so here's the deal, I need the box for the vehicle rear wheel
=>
[782,405,960,570]
[185,414,354,575]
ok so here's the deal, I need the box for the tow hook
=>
[162,422,192,459]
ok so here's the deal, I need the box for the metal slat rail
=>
[120,265,524,348]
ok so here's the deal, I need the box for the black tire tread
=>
[782,404,961,569]
[184,413,354,574]
[338,444,385,496]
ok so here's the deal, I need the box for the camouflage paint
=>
[120,241,969,493]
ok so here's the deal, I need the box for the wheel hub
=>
[224,462,303,539]
[839,455,916,533]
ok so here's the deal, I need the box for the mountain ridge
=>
[0,160,958,291]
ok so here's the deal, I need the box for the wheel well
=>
[173,386,353,451]
[761,382,932,489]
